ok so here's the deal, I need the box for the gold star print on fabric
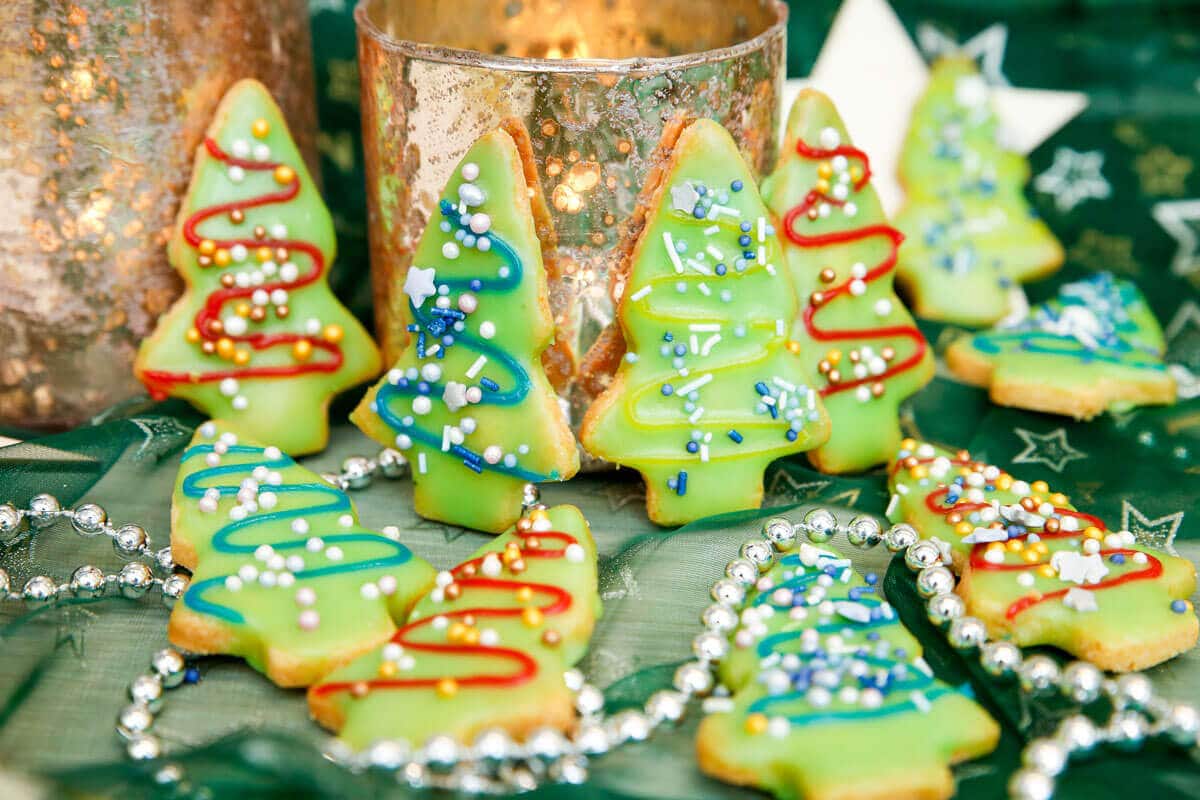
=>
[1067,229,1140,276]
[1134,146,1194,197]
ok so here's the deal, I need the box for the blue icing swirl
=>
[180,444,417,624]
[372,200,553,482]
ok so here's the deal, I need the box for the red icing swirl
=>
[781,140,927,398]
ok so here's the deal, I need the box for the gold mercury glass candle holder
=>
[356,0,788,434]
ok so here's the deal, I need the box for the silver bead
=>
[151,648,187,688]
[1023,738,1068,776]
[23,575,58,605]
[1060,661,1103,704]
[377,448,409,479]
[739,540,773,568]
[117,703,155,738]
[549,754,588,785]
[27,493,61,527]
[692,630,730,662]
[71,502,108,535]
[673,661,713,696]
[884,522,919,552]
[154,764,184,786]
[710,579,745,606]
[574,684,605,716]
[526,726,567,759]
[0,567,9,596]
[979,641,1022,679]
[904,540,942,571]
[947,616,988,650]
[320,472,348,490]
[113,523,149,556]
[126,733,162,761]
[1165,703,1200,747]
[321,737,356,767]
[341,456,375,490]
[762,517,796,550]
[573,721,610,755]
[1055,714,1097,753]
[401,761,428,788]
[506,767,538,793]
[609,709,651,743]
[130,674,164,712]
[926,592,965,627]
[701,603,738,633]
[521,483,541,509]
[846,515,882,549]
[725,559,757,585]
[1107,710,1147,750]
[155,547,175,573]
[422,734,459,769]
[1113,673,1154,709]
[1019,655,1061,695]
[162,574,190,607]
[0,503,20,537]
[644,690,686,724]
[70,565,107,598]
[916,565,955,598]
[452,766,489,794]
[801,507,837,543]
[367,739,409,769]
[472,728,513,761]
[1008,768,1054,800]
[118,562,154,598]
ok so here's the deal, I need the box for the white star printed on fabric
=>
[1033,148,1113,212]
[403,266,438,308]
[128,416,194,462]
[916,22,1010,86]
[1011,427,1087,473]
[1121,499,1184,554]
[1151,199,1200,277]
[786,0,1088,215]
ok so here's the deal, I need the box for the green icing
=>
[169,420,436,688]
[352,128,578,534]
[893,58,1063,326]
[887,440,1197,668]
[581,119,831,526]
[697,544,997,800]
[309,504,601,749]
[135,80,381,456]
[761,90,934,474]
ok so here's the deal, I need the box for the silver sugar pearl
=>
[0,503,20,537]
[126,734,162,761]
[71,502,107,535]
[926,592,965,627]
[162,574,190,607]
[151,648,187,688]
[574,684,605,716]
[130,674,164,712]
[549,754,588,785]
[739,540,773,567]
[114,523,149,556]
[1018,655,1061,695]
[526,726,567,759]
[23,575,58,605]
[884,523,919,552]
[701,603,738,633]
[846,515,882,549]
[472,728,513,761]
[377,448,409,479]
[27,493,61,527]
[118,562,154,599]
[673,661,713,696]
[574,722,610,755]
[1022,738,1068,776]
[1060,661,1103,704]
[521,483,541,509]
[916,565,955,598]
[70,565,107,598]
[692,630,730,662]
[1113,673,1154,709]
[422,734,459,769]
[979,641,1022,679]
[904,540,943,571]
[710,579,745,606]
[1107,710,1147,750]
[1165,703,1200,747]
[947,616,988,650]
[1008,767,1054,800]
[341,456,375,490]
[117,703,155,738]
[1055,714,1097,753]
[762,517,797,550]
[367,739,409,769]
[801,508,837,543]
[725,559,758,585]
[644,690,686,724]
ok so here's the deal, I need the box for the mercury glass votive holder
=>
[356,0,788,430]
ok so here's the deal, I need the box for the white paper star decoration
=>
[784,0,1089,215]
[1152,199,1200,277]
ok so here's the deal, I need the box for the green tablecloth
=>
[1,0,1199,797]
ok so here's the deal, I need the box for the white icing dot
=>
[458,183,485,207]
[259,571,277,588]
[259,492,277,510]
[378,575,397,595]
[292,518,310,535]
[199,421,217,438]
[232,395,248,411]
[442,242,460,259]
[238,565,258,582]
[270,288,288,306]
[460,417,477,434]
[458,293,478,314]
[255,545,274,562]
[360,583,380,600]
[271,224,288,239]
[469,213,491,234]
[395,434,413,450]
[479,321,496,339]
[483,445,503,464]
[305,537,323,552]
[874,298,892,317]
[228,165,245,183]
[277,572,295,587]
[843,202,858,217]
[224,576,243,592]
[326,546,344,561]
[198,496,218,513]
[219,378,239,397]
[849,279,866,296]
[279,262,299,282]
[298,610,320,630]
[465,386,483,404]
[339,514,354,528]
[481,553,502,577]
[229,505,247,521]
[412,395,433,415]
[253,143,271,161]
[564,543,585,563]
[435,571,454,588]
[818,127,841,149]
[230,244,248,263]
[231,139,250,158]
[286,555,305,572]
[421,363,443,382]
[480,628,499,646]
[461,162,480,181]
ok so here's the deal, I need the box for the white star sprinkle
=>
[403,266,438,308]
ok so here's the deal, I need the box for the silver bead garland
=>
[685,509,1200,800]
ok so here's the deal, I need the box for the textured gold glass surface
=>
[356,0,787,432]
[0,0,318,430]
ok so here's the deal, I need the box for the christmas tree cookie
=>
[309,504,600,749]
[893,58,1063,326]
[352,123,578,534]
[762,90,934,474]
[697,544,998,800]
[946,272,1176,419]
[168,421,436,688]
[888,440,1198,671]
[135,80,381,455]
[580,119,831,526]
